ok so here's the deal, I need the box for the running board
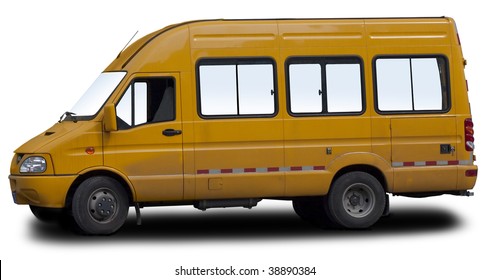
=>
[194,198,261,211]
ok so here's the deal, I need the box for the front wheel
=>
[325,172,385,229]
[30,205,64,222]
[71,176,129,235]
[293,197,337,228]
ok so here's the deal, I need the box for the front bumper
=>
[9,174,77,208]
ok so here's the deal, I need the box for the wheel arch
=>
[332,164,388,192]
[326,152,393,193]
[65,167,136,208]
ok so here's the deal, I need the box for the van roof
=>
[108,17,455,71]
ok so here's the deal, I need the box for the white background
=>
[1,0,488,279]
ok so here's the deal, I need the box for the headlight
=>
[20,156,47,173]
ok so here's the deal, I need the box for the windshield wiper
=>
[59,111,77,123]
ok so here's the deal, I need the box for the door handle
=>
[163,129,182,136]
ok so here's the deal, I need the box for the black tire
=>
[30,205,64,222]
[292,198,312,220]
[325,172,385,229]
[293,197,338,228]
[71,176,129,235]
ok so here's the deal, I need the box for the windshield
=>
[68,72,126,119]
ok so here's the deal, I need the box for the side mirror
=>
[103,104,117,132]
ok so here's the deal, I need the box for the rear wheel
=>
[326,172,385,229]
[71,176,129,235]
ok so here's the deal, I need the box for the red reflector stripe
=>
[392,160,472,167]
[196,165,326,175]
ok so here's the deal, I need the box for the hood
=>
[15,121,83,154]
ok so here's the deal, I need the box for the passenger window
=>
[198,59,276,117]
[199,65,238,115]
[237,64,274,115]
[326,64,362,113]
[289,64,322,113]
[375,59,413,111]
[287,57,364,115]
[375,57,448,112]
[412,58,444,110]
[116,77,175,129]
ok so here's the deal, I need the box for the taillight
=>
[465,118,475,151]
[465,169,478,177]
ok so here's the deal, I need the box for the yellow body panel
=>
[10,17,477,209]
[193,118,285,199]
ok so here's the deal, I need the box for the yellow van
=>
[9,17,477,235]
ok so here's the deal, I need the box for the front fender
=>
[74,166,137,202]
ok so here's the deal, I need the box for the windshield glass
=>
[69,72,126,118]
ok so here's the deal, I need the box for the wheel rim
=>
[87,188,118,223]
[342,183,375,218]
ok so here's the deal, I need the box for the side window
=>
[198,59,276,117]
[289,64,322,113]
[375,57,449,112]
[134,82,148,125]
[237,64,275,115]
[287,57,364,115]
[116,77,175,129]
[326,64,362,113]
[199,65,237,115]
